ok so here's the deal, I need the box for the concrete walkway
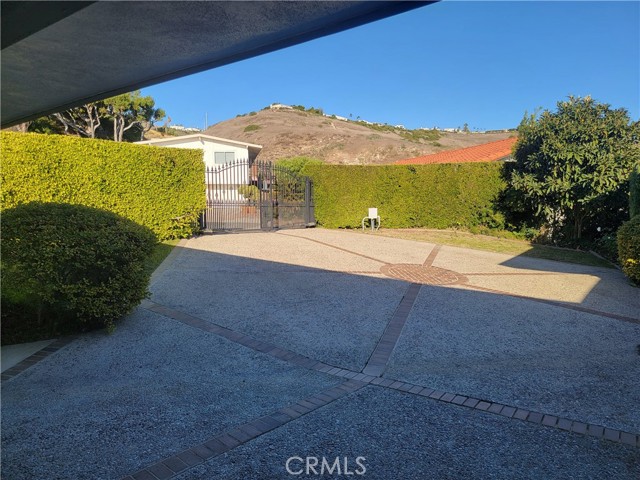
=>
[2,229,639,479]
[1,339,55,373]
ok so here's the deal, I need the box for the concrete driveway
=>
[2,229,639,479]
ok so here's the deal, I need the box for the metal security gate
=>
[201,160,315,232]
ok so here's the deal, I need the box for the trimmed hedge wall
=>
[303,163,506,229]
[617,215,640,285]
[1,132,205,239]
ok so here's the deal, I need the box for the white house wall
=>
[146,138,249,169]
[140,137,252,185]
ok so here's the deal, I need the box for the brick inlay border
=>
[362,283,421,376]
[277,232,388,264]
[374,377,640,448]
[423,244,441,267]
[1,336,76,382]
[141,300,339,373]
[142,299,639,449]
[123,379,366,480]
[461,272,562,276]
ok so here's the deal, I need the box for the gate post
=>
[305,178,315,227]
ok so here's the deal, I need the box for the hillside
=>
[186,108,514,165]
[202,108,514,165]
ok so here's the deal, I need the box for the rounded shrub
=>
[1,202,156,343]
[617,215,640,285]
[237,185,259,202]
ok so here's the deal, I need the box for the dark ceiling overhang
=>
[1,1,434,127]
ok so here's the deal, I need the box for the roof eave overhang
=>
[1,1,435,128]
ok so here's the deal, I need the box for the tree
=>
[52,102,103,138]
[103,90,165,142]
[510,96,640,242]
[22,91,165,141]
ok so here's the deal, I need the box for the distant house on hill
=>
[136,134,263,201]
[395,137,518,165]
[269,103,293,110]
[170,125,201,133]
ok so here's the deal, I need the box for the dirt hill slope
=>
[201,108,514,165]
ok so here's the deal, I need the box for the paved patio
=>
[2,229,639,479]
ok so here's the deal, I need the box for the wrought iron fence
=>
[200,159,314,232]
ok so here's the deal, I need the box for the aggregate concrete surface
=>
[2,229,638,479]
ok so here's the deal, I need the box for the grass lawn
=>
[371,228,614,269]
[145,239,181,277]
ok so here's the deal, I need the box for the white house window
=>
[214,152,235,164]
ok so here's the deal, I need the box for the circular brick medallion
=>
[380,264,467,285]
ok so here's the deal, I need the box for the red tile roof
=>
[395,137,518,165]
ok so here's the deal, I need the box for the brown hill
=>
[201,108,514,165]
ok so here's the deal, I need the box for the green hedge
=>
[1,203,156,343]
[630,163,640,218]
[1,132,205,239]
[617,215,640,284]
[302,163,506,229]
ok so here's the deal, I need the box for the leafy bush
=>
[276,156,323,176]
[617,215,640,284]
[244,124,261,132]
[1,131,205,239]
[238,185,259,202]
[592,234,619,264]
[1,203,157,343]
[302,163,505,229]
[630,164,640,218]
[399,128,440,143]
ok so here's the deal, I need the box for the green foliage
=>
[592,233,619,265]
[509,96,639,242]
[1,203,156,343]
[157,127,189,137]
[355,121,396,134]
[354,120,440,142]
[1,132,205,240]
[103,90,165,142]
[288,105,325,115]
[302,163,506,229]
[617,215,640,284]
[399,128,441,143]
[276,156,323,176]
[306,107,324,116]
[238,185,259,202]
[244,124,261,132]
[32,90,165,142]
[630,164,640,218]
[29,116,65,135]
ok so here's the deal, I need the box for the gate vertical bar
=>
[304,178,311,225]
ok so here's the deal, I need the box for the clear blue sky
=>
[142,1,639,132]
